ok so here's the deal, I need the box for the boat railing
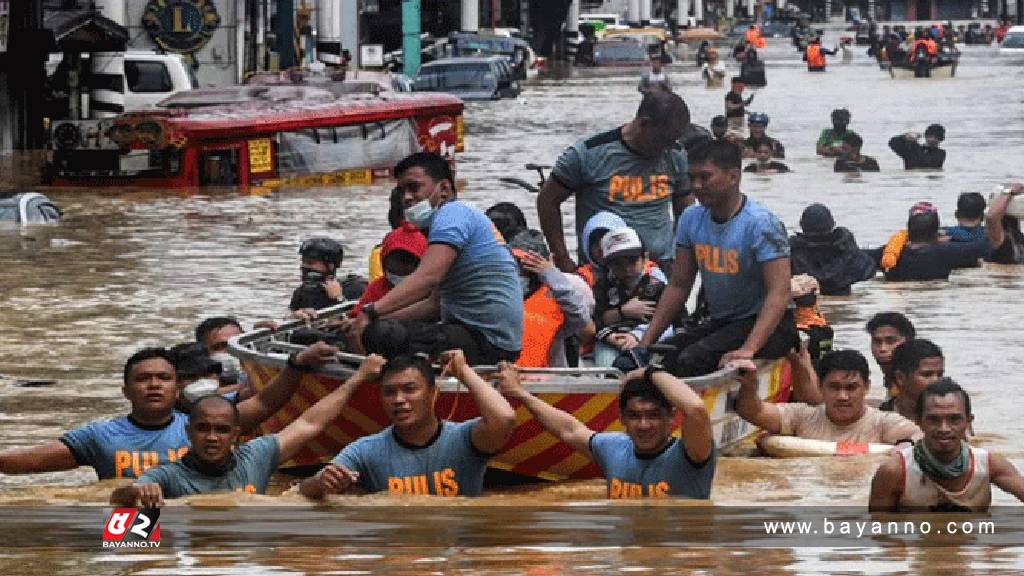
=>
[228,302,750,394]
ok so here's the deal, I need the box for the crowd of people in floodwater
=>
[2,49,1024,514]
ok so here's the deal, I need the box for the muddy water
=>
[1,37,1024,573]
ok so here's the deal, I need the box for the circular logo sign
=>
[142,0,220,54]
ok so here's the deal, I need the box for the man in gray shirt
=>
[538,91,692,274]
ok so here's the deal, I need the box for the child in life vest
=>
[592,227,672,368]
[509,229,594,368]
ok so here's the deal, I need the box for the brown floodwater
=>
[1,37,1024,573]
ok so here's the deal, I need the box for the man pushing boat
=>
[0,343,337,480]
[496,362,715,499]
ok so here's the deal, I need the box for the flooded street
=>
[1,36,1024,573]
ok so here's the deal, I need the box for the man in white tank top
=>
[870,378,1024,511]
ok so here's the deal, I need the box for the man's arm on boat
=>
[441,352,516,455]
[537,176,577,273]
[788,345,822,405]
[649,369,713,463]
[495,363,594,458]
[383,289,440,322]
[367,244,456,318]
[0,441,78,475]
[236,342,339,433]
[640,246,697,347]
[868,455,904,512]
[275,355,385,464]
[733,359,783,433]
[990,453,1024,503]
[720,257,790,367]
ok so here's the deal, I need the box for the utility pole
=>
[402,0,420,78]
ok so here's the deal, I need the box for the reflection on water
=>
[1,38,1024,572]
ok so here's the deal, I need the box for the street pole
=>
[402,0,421,78]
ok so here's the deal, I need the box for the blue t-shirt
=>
[137,435,279,498]
[675,197,789,320]
[427,200,523,352]
[331,419,491,496]
[942,225,986,243]
[589,433,716,499]
[551,127,689,263]
[59,412,191,479]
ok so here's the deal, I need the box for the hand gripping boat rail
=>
[228,302,794,481]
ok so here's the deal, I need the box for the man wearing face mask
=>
[289,237,345,316]
[352,222,426,317]
[509,229,594,368]
[348,152,523,366]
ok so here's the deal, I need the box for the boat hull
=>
[888,61,957,79]
[242,356,792,481]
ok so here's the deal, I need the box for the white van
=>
[46,51,197,114]
[1000,25,1024,54]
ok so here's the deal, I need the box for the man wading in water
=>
[0,344,336,480]
[870,379,1024,511]
[110,355,386,505]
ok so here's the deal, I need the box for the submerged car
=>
[0,192,61,226]
[1000,26,1024,54]
[413,56,520,100]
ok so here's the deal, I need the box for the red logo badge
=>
[102,508,161,548]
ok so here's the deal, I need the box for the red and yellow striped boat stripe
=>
[246,357,792,480]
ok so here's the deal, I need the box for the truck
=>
[47,51,196,160]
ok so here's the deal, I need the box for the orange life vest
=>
[794,305,828,330]
[576,263,595,287]
[910,39,937,62]
[806,45,825,68]
[516,285,565,368]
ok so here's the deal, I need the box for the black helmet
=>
[299,237,344,267]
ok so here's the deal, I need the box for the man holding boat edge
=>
[733,351,921,446]
[496,362,715,499]
[0,343,337,480]
[300,350,516,498]
[110,354,387,506]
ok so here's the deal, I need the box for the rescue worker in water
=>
[804,36,838,72]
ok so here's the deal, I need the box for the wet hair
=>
[925,123,945,140]
[486,202,528,242]
[190,394,241,425]
[195,317,242,345]
[394,152,456,191]
[815,349,870,383]
[955,192,986,221]
[831,108,851,122]
[711,115,728,127]
[891,339,943,377]
[380,354,436,388]
[636,91,690,128]
[841,132,863,149]
[865,312,916,340]
[169,342,221,381]
[123,347,176,384]
[619,374,672,413]
[387,186,405,229]
[915,377,971,420]
[688,139,742,170]
[907,211,940,243]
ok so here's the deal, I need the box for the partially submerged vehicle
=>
[592,40,652,67]
[413,56,521,100]
[0,192,62,227]
[999,25,1024,54]
[228,304,793,480]
[887,51,959,79]
[47,88,464,188]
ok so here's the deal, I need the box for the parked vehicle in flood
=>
[0,193,62,227]
[413,56,521,100]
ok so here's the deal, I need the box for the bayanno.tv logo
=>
[102,508,161,548]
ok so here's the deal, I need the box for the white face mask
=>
[386,271,406,286]
[404,199,436,229]
[182,378,220,403]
